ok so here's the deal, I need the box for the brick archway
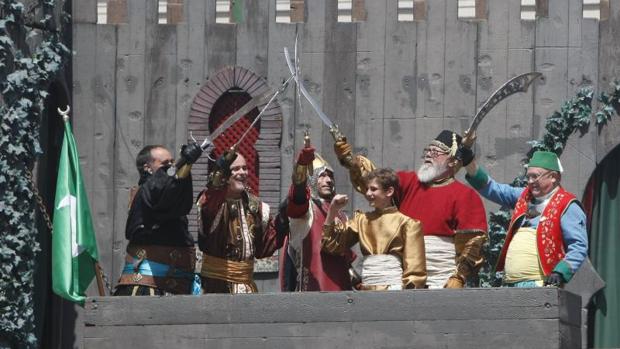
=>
[187,66,283,236]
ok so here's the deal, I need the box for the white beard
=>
[417,162,447,183]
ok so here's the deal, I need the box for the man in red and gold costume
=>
[333,129,488,288]
[279,142,355,291]
[197,149,287,293]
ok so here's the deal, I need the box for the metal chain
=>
[26,168,54,232]
[26,168,114,295]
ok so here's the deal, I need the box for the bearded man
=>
[279,144,355,291]
[333,130,488,288]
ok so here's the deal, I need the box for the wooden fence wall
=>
[71,0,620,297]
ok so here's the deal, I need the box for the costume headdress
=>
[308,153,334,199]
[528,151,563,173]
[429,130,462,157]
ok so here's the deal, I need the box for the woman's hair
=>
[364,168,399,191]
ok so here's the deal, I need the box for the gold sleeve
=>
[333,137,377,194]
[348,155,377,194]
[401,219,427,289]
[445,230,487,288]
[321,212,361,255]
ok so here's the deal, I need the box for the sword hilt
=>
[462,129,477,149]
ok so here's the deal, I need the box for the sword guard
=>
[303,130,311,148]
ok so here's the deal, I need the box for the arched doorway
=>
[582,143,620,348]
[188,66,283,273]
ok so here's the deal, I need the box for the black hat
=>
[430,130,462,157]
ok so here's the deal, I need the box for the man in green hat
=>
[465,150,588,287]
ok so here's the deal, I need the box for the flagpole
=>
[94,262,106,296]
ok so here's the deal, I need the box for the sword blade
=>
[467,72,542,134]
[208,89,273,143]
[284,47,335,129]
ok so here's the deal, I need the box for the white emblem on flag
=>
[57,195,85,257]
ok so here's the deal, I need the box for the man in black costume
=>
[114,143,202,296]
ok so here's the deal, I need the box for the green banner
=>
[51,119,99,305]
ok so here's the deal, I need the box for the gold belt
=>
[201,254,254,284]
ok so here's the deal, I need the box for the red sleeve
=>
[255,213,286,259]
[286,183,311,218]
[454,185,488,232]
[396,171,415,206]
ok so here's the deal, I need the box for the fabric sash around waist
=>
[361,254,402,290]
[424,235,455,289]
[201,254,255,284]
[119,258,201,295]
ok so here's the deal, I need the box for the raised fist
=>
[455,146,474,166]
[215,149,237,177]
[181,142,203,165]
[296,146,315,166]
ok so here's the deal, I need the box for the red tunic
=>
[280,185,353,291]
[396,171,487,236]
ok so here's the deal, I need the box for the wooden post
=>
[95,262,106,296]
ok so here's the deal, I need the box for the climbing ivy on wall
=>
[0,1,69,347]
[479,81,620,287]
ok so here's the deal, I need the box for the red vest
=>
[496,186,577,276]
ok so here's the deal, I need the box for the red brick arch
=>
[187,66,283,217]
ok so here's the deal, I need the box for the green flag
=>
[52,118,99,305]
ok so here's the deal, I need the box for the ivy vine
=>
[0,1,69,348]
[479,81,620,287]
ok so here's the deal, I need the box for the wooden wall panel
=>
[321,0,357,212]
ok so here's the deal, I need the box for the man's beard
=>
[417,162,448,183]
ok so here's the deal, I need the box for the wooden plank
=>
[418,0,446,118]
[504,0,536,181]
[91,24,118,291]
[507,0,535,50]
[175,0,207,126]
[595,0,620,162]
[175,0,207,238]
[72,23,96,199]
[117,0,147,55]
[84,318,565,349]
[144,0,178,151]
[84,288,566,326]
[353,0,386,207]
[475,0,509,183]
[443,0,477,120]
[205,0,237,77]
[113,0,147,281]
[564,15,599,196]
[236,0,270,77]
[383,0,417,119]
[533,48,568,140]
[383,119,416,172]
[73,0,97,23]
[535,0,569,47]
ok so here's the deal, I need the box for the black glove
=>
[544,272,564,287]
[455,146,474,166]
[180,142,203,165]
[215,149,237,177]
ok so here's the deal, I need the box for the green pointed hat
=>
[528,151,563,173]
